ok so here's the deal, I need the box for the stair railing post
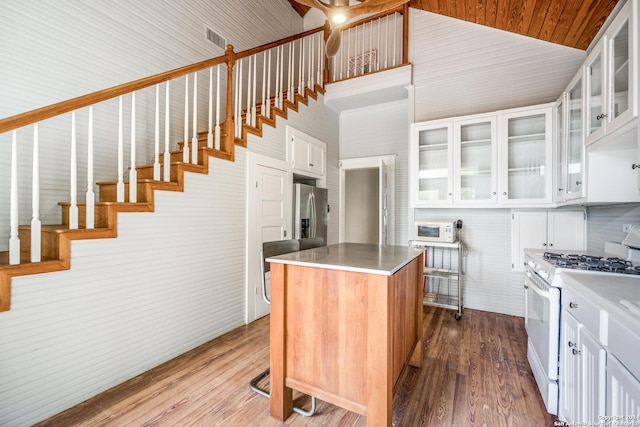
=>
[323,21,330,85]
[9,130,20,265]
[207,66,214,149]
[117,96,125,201]
[402,4,409,65]
[164,82,171,182]
[154,85,161,180]
[31,123,41,262]
[191,72,198,165]
[215,64,221,150]
[183,75,190,163]
[223,44,236,157]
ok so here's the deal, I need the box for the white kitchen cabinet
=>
[410,120,454,206]
[511,210,586,270]
[288,125,326,178]
[454,115,498,205]
[559,309,606,423]
[585,0,638,146]
[499,105,554,205]
[555,93,567,203]
[607,354,640,416]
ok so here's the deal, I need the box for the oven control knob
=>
[527,261,536,268]
[539,270,549,280]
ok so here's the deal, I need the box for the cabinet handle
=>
[503,192,507,196]
[575,180,582,186]
[549,243,554,247]
[542,243,547,247]
[568,341,576,348]
[633,164,640,170]
[558,188,564,192]
[492,192,496,195]
[572,348,581,355]
[596,113,608,120]
[569,302,579,309]
[309,163,314,167]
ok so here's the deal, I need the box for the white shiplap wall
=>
[409,9,586,121]
[0,151,247,426]
[586,204,640,252]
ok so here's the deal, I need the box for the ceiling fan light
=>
[332,13,346,24]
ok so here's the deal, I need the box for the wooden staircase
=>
[0,84,324,312]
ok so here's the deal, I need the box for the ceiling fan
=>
[293,0,410,57]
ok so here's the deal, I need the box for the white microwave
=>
[414,221,457,243]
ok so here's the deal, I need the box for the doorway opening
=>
[339,155,396,245]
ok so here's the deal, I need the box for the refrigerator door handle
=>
[310,192,316,238]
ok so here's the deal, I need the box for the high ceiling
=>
[288,0,619,50]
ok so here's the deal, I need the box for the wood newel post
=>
[223,44,236,158]
[402,4,409,64]
[323,20,331,85]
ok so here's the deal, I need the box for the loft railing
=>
[0,6,408,267]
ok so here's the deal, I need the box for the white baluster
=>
[369,20,373,73]
[361,24,365,75]
[86,106,95,229]
[266,49,271,118]
[117,96,125,202]
[9,130,20,265]
[278,46,283,108]
[308,35,314,89]
[347,28,351,78]
[376,17,381,71]
[251,54,257,127]
[393,12,398,66]
[298,38,304,96]
[154,85,160,180]
[317,32,323,88]
[385,15,389,69]
[183,75,190,163]
[129,92,137,203]
[215,65,221,150]
[288,42,294,103]
[261,51,267,120]
[340,29,345,80]
[164,81,171,182]
[246,56,252,126]
[192,72,198,165]
[31,124,41,262]
[234,62,239,138]
[208,67,214,149]
[238,58,244,137]
[69,111,78,229]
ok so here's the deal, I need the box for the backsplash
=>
[587,203,640,253]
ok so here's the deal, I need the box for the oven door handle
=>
[526,273,551,299]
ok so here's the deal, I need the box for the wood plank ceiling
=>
[288,0,619,50]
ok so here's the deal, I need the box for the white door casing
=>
[246,152,291,323]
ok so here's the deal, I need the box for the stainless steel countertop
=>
[266,243,424,276]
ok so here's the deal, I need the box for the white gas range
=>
[523,249,640,416]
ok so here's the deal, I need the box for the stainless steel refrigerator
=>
[293,183,328,244]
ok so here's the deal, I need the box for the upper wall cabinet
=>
[288,125,326,178]
[498,105,554,206]
[585,0,638,146]
[410,104,553,208]
[410,121,454,206]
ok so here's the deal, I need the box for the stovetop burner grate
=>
[542,252,640,275]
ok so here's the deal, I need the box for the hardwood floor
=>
[37,307,556,426]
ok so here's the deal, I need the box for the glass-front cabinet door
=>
[585,0,637,145]
[555,93,567,202]
[410,121,453,206]
[453,116,497,204]
[585,44,605,143]
[566,73,585,199]
[499,106,553,205]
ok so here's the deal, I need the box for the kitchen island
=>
[266,243,424,426]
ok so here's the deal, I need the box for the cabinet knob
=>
[596,113,608,120]
[503,192,507,196]
[575,180,582,186]
[558,188,564,192]
[632,164,640,170]
[549,243,554,247]
[569,302,579,309]
[448,192,452,196]
[568,341,577,348]
[572,348,581,356]
[309,163,314,167]
[542,243,547,247]
[492,192,496,195]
